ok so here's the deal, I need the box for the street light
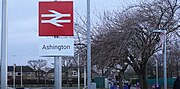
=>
[1,0,8,88]
[153,29,167,89]
[75,20,87,88]
[155,60,158,87]
[77,50,80,89]
[75,43,86,89]
[87,0,91,89]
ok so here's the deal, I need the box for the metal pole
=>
[84,63,86,88]
[53,0,62,88]
[78,53,80,89]
[153,29,167,89]
[54,57,58,89]
[59,57,62,89]
[87,0,91,89]
[21,65,23,87]
[1,0,8,88]
[163,30,167,89]
[155,60,158,87]
[13,64,16,88]
[54,56,62,89]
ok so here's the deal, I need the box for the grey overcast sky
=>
[0,0,138,66]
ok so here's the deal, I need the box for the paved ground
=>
[8,87,78,89]
[8,87,139,89]
[130,87,136,89]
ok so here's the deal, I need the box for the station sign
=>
[39,37,74,57]
[39,1,73,36]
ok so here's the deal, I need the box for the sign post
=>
[39,1,74,89]
[54,56,62,89]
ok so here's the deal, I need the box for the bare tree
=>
[28,59,47,83]
[167,35,180,77]
[91,0,180,89]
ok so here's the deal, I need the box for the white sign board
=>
[39,37,74,57]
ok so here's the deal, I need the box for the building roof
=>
[48,66,85,73]
[8,66,35,72]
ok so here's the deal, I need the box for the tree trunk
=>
[37,70,40,83]
[65,70,69,86]
[133,62,148,89]
[129,54,149,89]
[35,71,38,83]
[102,68,104,76]
[118,72,123,89]
[138,74,148,89]
[176,62,179,77]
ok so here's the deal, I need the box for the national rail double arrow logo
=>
[39,1,73,36]
[41,10,71,27]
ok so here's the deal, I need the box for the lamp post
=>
[74,21,87,88]
[155,60,158,87]
[1,0,8,88]
[75,43,86,89]
[77,50,80,89]
[84,61,87,88]
[87,0,91,88]
[153,29,167,89]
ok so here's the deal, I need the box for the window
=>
[8,72,12,76]
[17,72,21,76]
[72,71,77,77]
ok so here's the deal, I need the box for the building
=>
[8,65,35,84]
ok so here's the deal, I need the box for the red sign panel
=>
[39,1,73,36]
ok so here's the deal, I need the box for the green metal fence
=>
[94,77,105,88]
[147,78,176,87]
